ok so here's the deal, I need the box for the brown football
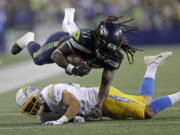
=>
[66,54,84,66]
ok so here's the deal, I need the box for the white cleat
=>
[144,51,173,66]
[16,32,35,49]
[62,8,78,35]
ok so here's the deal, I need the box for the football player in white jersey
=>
[16,51,180,125]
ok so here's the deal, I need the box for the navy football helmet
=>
[94,16,142,63]
[95,23,123,59]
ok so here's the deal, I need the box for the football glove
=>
[42,120,63,126]
[72,63,91,76]
[73,116,85,123]
[85,105,102,121]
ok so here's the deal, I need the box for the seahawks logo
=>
[73,30,81,41]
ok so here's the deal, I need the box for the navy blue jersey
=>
[29,31,70,65]
[66,29,123,70]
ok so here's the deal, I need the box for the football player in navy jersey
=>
[11,8,141,118]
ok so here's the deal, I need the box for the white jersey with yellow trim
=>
[38,83,98,123]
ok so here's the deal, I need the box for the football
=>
[66,54,92,75]
[66,54,85,66]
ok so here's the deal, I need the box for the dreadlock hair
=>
[93,16,143,64]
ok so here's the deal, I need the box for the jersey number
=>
[73,30,80,41]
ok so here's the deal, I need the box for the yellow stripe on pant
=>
[102,86,147,119]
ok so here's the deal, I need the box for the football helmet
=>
[95,23,123,59]
[16,86,44,118]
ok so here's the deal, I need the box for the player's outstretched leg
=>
[144,51,173,66]
[139,51,173,103]
[11,32,35,55]
[62,8,78,35]
[146,91,180,118]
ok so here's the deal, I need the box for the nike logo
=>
[155,55,162,60]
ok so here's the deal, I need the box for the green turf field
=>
[0,53,30,68]
[0,46,180,135]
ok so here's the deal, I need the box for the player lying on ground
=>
[16,51,180,125]
[11,8,142,114]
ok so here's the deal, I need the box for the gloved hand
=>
[85,105,102,121]
[42,120,64,126]
[73,116,85,123]
[72,63,91,76]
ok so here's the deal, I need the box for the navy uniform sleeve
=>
[66,29,94,54]
[103,52,124,70]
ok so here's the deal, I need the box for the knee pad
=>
[33,56,44,65]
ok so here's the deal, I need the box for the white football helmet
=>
[16,86,44,118]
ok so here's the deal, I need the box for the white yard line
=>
[0,121,180,130]
[0,61,63,94]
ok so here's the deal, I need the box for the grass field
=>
[0,53,30,68]
[0,46,180,135]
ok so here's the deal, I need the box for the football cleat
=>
[62,8,78,35]
[11,44,23,55]
[144,51,173,66]
[11,32,35,55]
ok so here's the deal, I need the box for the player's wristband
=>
[57,115,69,124]
[66,64,75,74]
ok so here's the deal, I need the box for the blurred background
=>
[0,0,180,53]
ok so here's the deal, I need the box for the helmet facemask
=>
[16,86,44,118]
[95,38,121,59]
[20,93,44,118]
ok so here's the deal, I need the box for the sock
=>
[139,78,155,97]
[139,63,158,97]
[168,92,180,104]
[144,63,158,80]
[17,32,35,48]
[27,41,41,57]
[149,96,172,113]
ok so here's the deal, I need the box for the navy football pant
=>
[27,32,69,65]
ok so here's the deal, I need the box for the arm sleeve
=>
[45,84,67,105]
[52,85,66,104]
[66,32,93,56]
